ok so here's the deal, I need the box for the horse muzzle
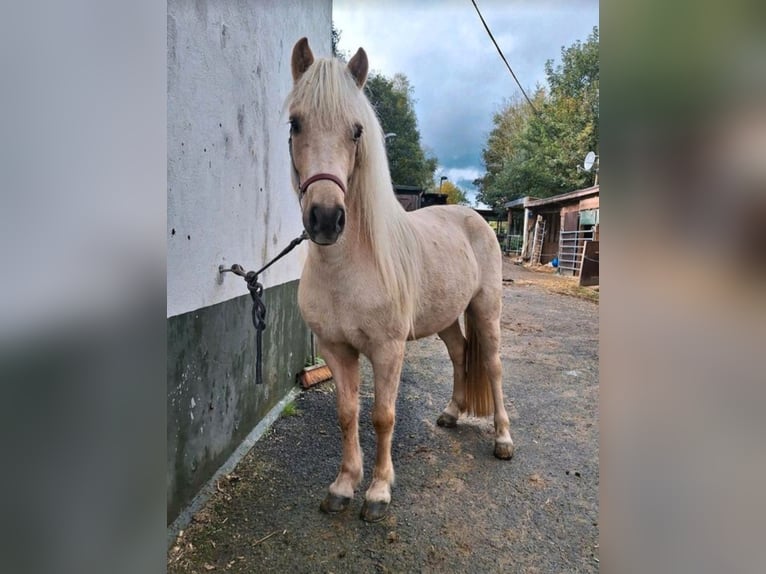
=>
[305,204,346,245]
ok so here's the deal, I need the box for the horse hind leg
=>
[436,319,466,428]
[466,295,514,460]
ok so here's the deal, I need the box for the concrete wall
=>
[167,0,332,523]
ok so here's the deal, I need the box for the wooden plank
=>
[579,196,600,210]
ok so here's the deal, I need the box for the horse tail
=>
[463,309,494,417]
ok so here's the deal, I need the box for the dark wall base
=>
[167,280,310,523]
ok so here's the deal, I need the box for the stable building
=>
[504,185,599,283]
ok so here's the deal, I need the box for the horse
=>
[287,37,514,523]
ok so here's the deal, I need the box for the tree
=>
[474,90,544,209]
[475,27,599,210]
[364,72,438,189]
[331,22,346,60]
[439,180,469,205]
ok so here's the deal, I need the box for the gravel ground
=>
[168,258,599,573]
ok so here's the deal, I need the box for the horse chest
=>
[298,272,395,346]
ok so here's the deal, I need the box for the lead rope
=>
[219,231,308,384]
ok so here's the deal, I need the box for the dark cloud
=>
[335,0,598,204]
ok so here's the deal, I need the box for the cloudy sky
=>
[333,0,599,205]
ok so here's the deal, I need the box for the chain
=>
[219,231,308,384]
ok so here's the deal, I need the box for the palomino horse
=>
[287,38,514,522]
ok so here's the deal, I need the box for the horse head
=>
[288,37,369,245]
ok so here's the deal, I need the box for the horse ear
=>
[347,47,368,89]
[291,37,314,83]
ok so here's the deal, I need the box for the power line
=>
[470,0,539,114]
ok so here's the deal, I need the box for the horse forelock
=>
[286,57,423,331]
[287,59,360,128]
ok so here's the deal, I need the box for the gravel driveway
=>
[169,258,599,573]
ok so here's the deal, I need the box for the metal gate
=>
[504,234,523,256]
[558,229,594,275]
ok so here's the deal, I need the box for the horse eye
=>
[289,117,301,134]
[352,124,363,142]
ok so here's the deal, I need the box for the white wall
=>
[167,0,331,318]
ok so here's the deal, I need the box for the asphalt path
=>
[169,260,599,573]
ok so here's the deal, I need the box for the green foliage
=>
[439,180,469,205]
[282,401,299,417]
[365,73,438,189]
[304,355,326,367]
[331,23,346,61]
[476,27,599,210]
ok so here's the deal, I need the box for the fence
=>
[504,234,524,255]
[558,229,595,275]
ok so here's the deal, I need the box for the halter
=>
[289,136,348,202]
[299,172,347,197]
[287,137,346,202]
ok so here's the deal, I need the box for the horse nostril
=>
[309,206,319,232]
[308,205,345,239]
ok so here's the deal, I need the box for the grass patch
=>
[281,401,300,417]
[304,356,326,367]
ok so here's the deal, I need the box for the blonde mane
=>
[288,58,424,331]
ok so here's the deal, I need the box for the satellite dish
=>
[583,151,597,171]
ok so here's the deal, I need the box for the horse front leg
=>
[361,340,405,522]
[317,340,362,515]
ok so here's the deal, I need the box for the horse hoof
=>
[437,412,458,428]
[494,441,515,460]
[360,500,389,523]
[320,493,352,514]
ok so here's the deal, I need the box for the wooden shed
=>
[504,186,599,280]
[393,185,448,211]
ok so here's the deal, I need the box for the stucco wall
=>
[167,0,331,523]
[168,0,331,318]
